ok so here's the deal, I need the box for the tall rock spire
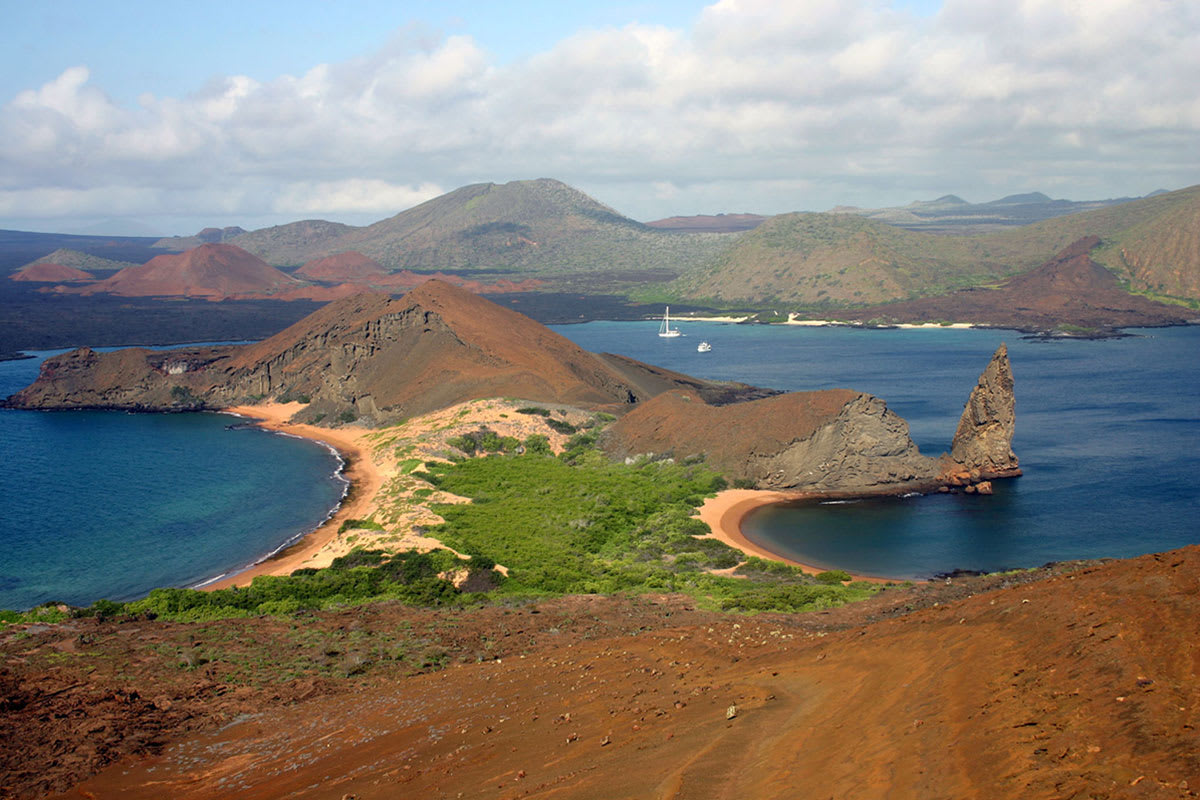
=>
[949,344,1021,479]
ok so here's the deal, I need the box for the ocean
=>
[0,348,347,611]
[1,322,1197,608]
[554,320,1200,578]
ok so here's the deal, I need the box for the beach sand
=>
[204,399,597,589]
[696,489,895,583]
[204,402,387,589]
[207,403,896,589]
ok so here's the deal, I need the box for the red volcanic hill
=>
[9,262,95,283]
[80,243,303,300]
[294,251,386,282]
[8,280,770,423]
[227,280,764,420]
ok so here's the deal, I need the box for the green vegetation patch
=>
[30,548,482,624]
[422,446,880,611]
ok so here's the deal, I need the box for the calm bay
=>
[1,321,1197,608]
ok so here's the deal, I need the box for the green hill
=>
[676,185,1200,306]
[229,179,730,279]
[225,220,358,266]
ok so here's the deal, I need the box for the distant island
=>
[2,179,1197,354]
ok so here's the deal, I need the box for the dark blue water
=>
[550,320,1200,578]
[0,349,347,610]
[3,323,1197,607]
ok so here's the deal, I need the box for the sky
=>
[1,0,1197,236]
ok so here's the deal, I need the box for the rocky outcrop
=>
[605,344,1021,495]
[948,344,1020,480]
[604,388,942,493]
[758,394,937,491]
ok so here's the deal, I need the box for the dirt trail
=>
[32,547,1199,800]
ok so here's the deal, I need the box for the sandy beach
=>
[696,489,896,583]
[204,403,897,589]
[203,402,386,589]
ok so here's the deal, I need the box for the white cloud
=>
[1,0,1197,230]
[273,179,445,215]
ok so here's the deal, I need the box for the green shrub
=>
[338,518,385,534]
[815,570,853,584]
[523,434,551,455]
[544,418,577,435]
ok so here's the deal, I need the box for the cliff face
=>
[757,394,937,491]
[604,388,942,493]
[605,344,1018,494]
[949,344,1020,479]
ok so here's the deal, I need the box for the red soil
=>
[294,251,386,282]
[9,546,1195,800]
[9,263,95,283]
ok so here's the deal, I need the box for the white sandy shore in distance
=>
[782,313,977,329]
[696,489,897,583]
[670,315,751,323]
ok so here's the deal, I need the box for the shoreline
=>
[782,314,978,329]
[696,489,899,584]
[202,403,384,590]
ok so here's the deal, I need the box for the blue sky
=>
[5,1,942,105]
[1,0,1194,235]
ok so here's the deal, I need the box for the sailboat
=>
[657,306,682,338]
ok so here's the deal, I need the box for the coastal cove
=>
[2,321,1198,608]
[0,350,348,611]
[555,320,1200,578]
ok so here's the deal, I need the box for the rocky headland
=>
[7,279,1013,496]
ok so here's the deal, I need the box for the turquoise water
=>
[551,321,1200,578]
[0,349,346,610]
[2,322,1197,607]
